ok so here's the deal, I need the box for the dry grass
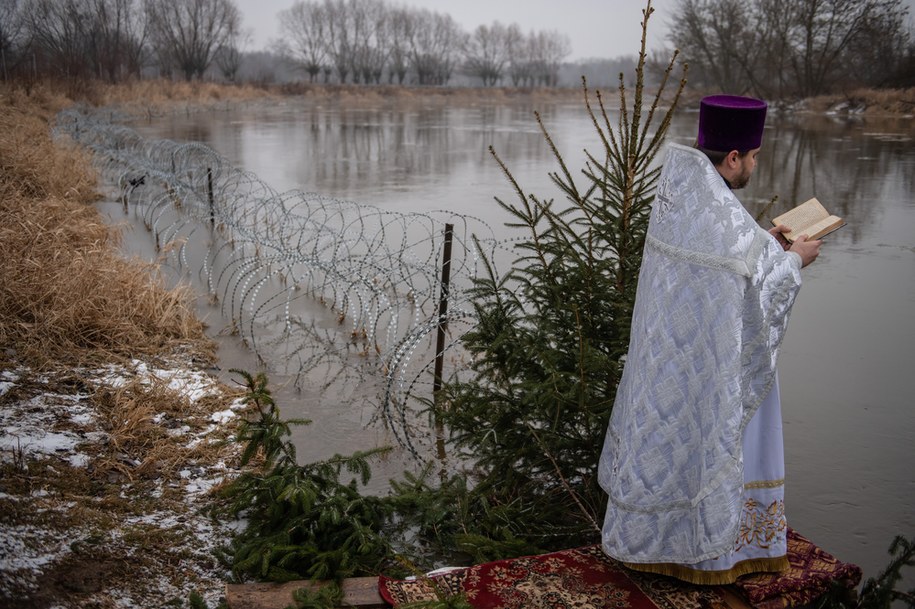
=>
[0,84,212,370]
[93,378,176,481]
[95,78,274,110]
[0,87,96,202]
[801,86,915,115]
[90,376,234,483]
[278,81,582,102]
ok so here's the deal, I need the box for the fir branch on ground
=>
[216,370,395,584]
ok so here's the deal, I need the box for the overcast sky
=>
[235,0,915,62]
[234,0,680,60]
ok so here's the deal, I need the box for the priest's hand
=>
[789,235,822,268]
[768,224,792,250]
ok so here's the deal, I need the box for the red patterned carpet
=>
[379,529,861,609]
[734,529,861,609]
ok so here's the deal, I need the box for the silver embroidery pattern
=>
[655,174,674,223]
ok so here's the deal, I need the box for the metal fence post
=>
[207,166,215,227]
[434,223,454,464]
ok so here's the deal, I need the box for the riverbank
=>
[0,85,249,608]
[34,77,915,117]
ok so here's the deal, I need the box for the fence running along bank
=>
[54,106,507,458]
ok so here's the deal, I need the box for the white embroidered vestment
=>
[597,143,802,566]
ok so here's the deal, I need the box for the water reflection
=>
[130,99,914,582]
[752,115,915,247]
[136,101,587,220]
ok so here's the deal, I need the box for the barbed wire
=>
[54,105,516,458]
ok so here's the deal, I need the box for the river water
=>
[111,95,914,581]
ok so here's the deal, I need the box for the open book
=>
[771,198,845,242]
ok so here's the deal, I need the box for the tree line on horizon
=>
[275,0,572,87]
[0,0,915,99]
[0,0,915,94]
[0,0,912,99]
[0,0,574,89]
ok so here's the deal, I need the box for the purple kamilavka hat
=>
[697,94,768,152]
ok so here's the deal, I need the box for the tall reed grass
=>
[0,84,211,369]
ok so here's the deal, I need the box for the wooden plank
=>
[225,576,387,609]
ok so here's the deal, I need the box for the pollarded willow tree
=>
[462,21,572,87]
[276,0,572,86]
[463,22,512,87]
[422,1,688,561]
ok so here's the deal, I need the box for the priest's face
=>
[731,147,760,189]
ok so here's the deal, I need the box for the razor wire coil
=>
[54,105,508,458]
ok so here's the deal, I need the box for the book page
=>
[773,198,828,233]
[801,215,844,240]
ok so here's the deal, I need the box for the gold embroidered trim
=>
[744,478,785,490]
[621,498,788,585]
[623,555,789,585]
[737,498,787,551]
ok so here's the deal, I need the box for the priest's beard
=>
[731,165,752,189]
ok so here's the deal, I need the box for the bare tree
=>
[85,0,146,82]
[1,0,27,80]
[463,21,510,86]
[504,23,530,86]
[348,0,387,84]
[20,0,145,83]
[386,5,410,84]
[669,0,754,92]
[273,0,579,89]
[280,0,328,82]
[121,9,146,77]
[282,0,463,86]
[744,0,797,99]
[406,8,463,85]
[786,0,907,96]
[322,0,353,82]
[21,0,96,81]
[670,0,911,96]
[145,0,240,80]
[843,0,910,86]
[215,25,247,81]
[529,29,571,86]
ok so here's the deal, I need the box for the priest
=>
[597,95,822,584]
